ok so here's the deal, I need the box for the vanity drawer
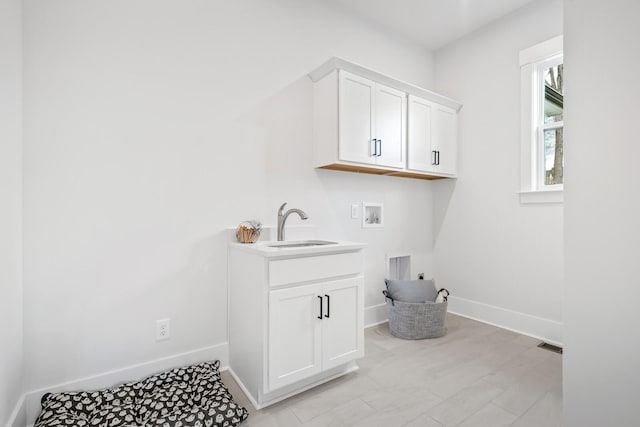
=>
[269,251,362,287]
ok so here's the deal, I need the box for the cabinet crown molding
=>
[308,57,462,113]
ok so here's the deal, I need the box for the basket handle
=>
[436,288,450,302]
[382,290,395,306]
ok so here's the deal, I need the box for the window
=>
[539,58,564,188]
[520,36,563,204]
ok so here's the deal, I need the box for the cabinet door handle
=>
[317,295,323,319]
[432,150,437,165]
[370,139,377,157]
[377,139,382,157]
[324,294,330,318]
[437,151,440,165]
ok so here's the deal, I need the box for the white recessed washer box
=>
[362,202,383,228]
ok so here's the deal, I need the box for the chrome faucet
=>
[277,202,309,241]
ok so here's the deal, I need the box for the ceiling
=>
[323,0,537,50]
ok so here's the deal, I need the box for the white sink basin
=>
[231,239,365,258]
[266,240,338,248]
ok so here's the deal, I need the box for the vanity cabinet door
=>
[268,284,322,391]
[321,277,364,370]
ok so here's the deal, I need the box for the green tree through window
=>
[544,64,564,185]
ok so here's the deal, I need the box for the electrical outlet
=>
[351,204,359,219]
[418,273,425,280]
[156,318,170,341]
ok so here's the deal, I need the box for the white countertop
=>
[229,240,366,258]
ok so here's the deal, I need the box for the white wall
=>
[22,0,435,400]
[432,0,564,343]
[0,0,24,424]
[564,1,640,425]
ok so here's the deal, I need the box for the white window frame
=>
[519,35,563,204]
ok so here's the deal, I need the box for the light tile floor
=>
[222,313,562,427]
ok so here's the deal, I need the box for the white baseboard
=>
[7,392,26,427]
[364,303,388,327]
[228,363,359,411]
[448,296,563,346]
[227,368,260,411]
[24,342,229,425]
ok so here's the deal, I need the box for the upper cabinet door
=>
[374,84,407,169]
[432,105,458,176]
[338,71,376,165]
[407,95,458,176]
[407,95,434,172]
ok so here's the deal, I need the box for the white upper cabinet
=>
[311,57,461,180]
[338,71,406,169]
[408,95,457,176]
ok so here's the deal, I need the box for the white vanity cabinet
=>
[228,242,365,409]
[407,95,458,176]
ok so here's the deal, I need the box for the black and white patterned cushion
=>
[34,360,248,427]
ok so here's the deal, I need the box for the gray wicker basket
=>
[385,298,448,340]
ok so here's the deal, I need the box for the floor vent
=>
[538,342,563,354]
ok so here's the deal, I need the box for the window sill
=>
[519,189,563,204]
